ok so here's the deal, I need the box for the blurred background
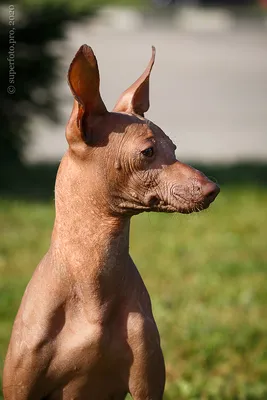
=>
[0,0,267,398]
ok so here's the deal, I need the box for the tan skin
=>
[3,45,219,400]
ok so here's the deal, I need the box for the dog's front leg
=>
[127,315,166,400]
[3,341,49,400]
[128,350,165,400]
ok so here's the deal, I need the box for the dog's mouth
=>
[145,194,212,214]
[119,188,216,216]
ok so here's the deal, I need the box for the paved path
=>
[27,23,267,164]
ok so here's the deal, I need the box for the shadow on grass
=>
[1,161,267,201]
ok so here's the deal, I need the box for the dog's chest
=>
[50,299,158,379]
[53,307,128,369]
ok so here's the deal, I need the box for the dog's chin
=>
[176,200,212,214]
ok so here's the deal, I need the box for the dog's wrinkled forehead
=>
[146,119,177,151]
[121,116,176,150]
[111,113,149,137]
[119,120,152,147]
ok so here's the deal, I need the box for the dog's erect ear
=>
[113,46,155,117]
[66,45,107,148]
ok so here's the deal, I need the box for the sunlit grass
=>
[1,186,267,399]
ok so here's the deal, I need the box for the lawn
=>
[1,185,267,399]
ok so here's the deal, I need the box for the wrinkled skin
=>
[3,45,219,400]
[75,112,218,216]
[106,115,215,214]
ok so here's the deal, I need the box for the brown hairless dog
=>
[3,45,219,400]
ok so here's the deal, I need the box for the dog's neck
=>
[50,153,131,297]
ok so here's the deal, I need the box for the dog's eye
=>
[141,147,154,158]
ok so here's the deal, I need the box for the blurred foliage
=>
[0,0,90,166]
[0,0,144,167]
[1,186,267,399]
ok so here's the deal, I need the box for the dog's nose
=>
[202,181,220,204]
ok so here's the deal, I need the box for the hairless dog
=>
[3,45,219,400]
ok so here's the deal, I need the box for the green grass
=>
[1,186,267,399]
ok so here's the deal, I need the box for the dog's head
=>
[65,45,219,216]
